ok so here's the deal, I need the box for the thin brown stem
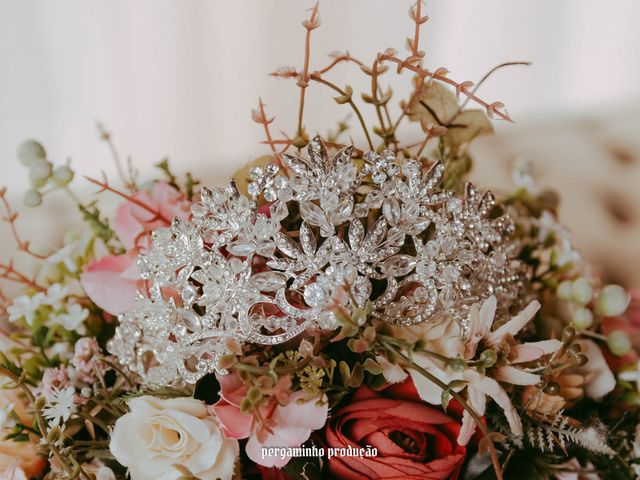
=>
[0,189,48,260]
[255,99,288,175]
[316,53,365,75]
[310,75,374,150]
[410,0,425,57]
[96,123,134,192]
[415,132,433,158]
[0,261,46,291]
[84,176,171,224]
[379,54,513,122]
[371,59,388,145]
[389,76,424,149]
[296,3,320,139]
[447,61,530,125]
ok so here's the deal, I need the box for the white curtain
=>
[2,0,640,187]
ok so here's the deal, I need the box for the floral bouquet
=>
[2,3,640,479]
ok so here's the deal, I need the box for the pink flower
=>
[71,337,104,383]
[80,254,140,315]
[114,181,190,251]
[322,382,466,480]
[212,371,329,468]
[80,182,190,315]
[41,366,71,401]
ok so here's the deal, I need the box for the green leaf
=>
[443,109,493,149]
[409,82,458,126]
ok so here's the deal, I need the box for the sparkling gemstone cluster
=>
[108,136,529,385]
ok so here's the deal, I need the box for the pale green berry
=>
[571,278,593,305]
[557,280,574,300]
[607,330,632,356]
[17,139,46,166]
[596,284,630,317]
[52,165,74,186]
[29,159,52,187]
[23,189,42,207]
[572,307,593,330]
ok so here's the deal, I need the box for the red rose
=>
[322,380,466,480]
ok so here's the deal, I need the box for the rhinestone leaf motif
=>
[109,136,528,385]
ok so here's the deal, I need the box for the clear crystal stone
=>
[249,272,287,292]
[227,240,257,256]
[382,254,416,276]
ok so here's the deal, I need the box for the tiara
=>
[108,136,529,385]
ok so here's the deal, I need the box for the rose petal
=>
[80,254,138,315]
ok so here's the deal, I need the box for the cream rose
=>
[110,396,238,480]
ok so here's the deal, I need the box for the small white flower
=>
[46,236,88,273]
[42,387,76,426]
[511,157,538,193]
[42,284,69,310]
[47,243,78,272]
[49,303,89,333]
[6,294,45,325]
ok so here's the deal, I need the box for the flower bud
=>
[479,349,498,368]
[448,358,467,372]
[17,139,46,166]
[23,189,42,207]
[52,165,74,186]
[353,307,367,326]
[607,330,632,356]
[572,353,588,367]
[557,280,574,301]
[596,284,630,317]
[29,159,52,187]
[572,307,593,330]
[571,278,593,305]
[543,381,560,395]
[562,326,576,344]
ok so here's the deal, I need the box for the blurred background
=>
[1,0,639,285]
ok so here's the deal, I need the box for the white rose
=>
[110,396,238,480]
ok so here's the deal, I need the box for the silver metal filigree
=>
[109,136,529,385]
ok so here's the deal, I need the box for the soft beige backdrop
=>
[1,0,640,285]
